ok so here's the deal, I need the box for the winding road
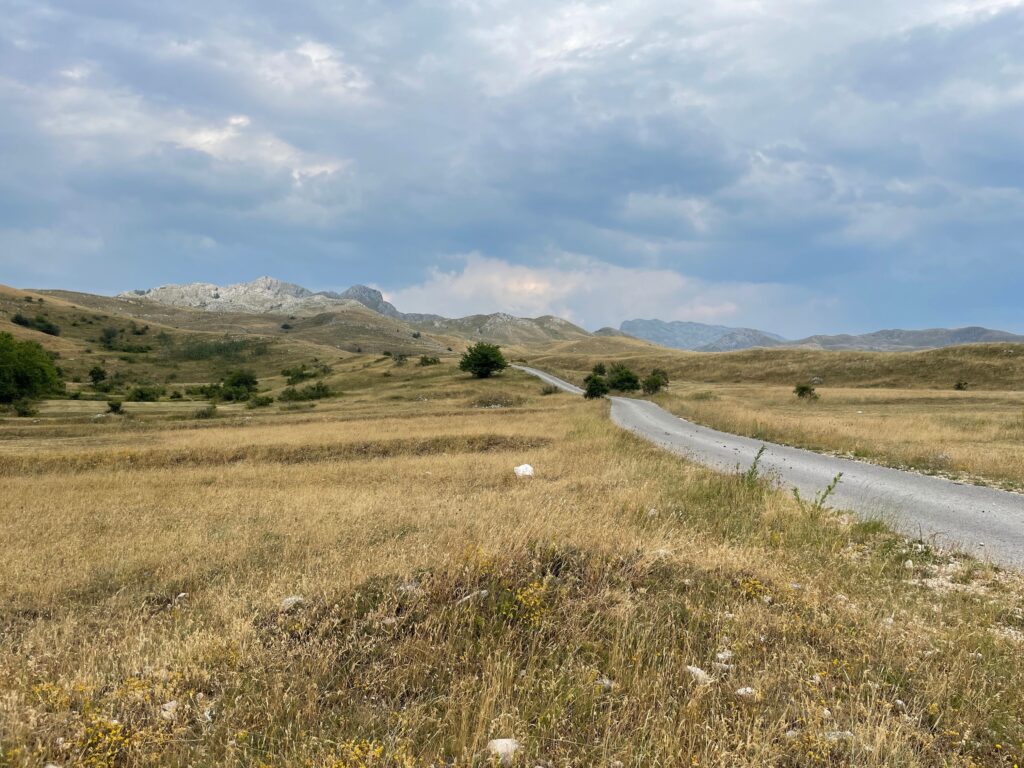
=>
[514,365,1024,568]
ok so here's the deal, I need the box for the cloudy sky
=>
[1,1,1022,335]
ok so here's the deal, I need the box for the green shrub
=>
[591,363,607,376]
[540,383,560,395]
[12,399,38,417]
[282,365,315,385]
[412,331,421,339]
[459,342,508,378]
[393,353,408,366]
[642,370,669,395]
[247,395,274,408]
[418,356,441,367]
[11,313,60,336]
[954,380,969,391]
[126,385,164,402]
[193,404,218,419]
[279,382,332,401]
[169,390,183,400]
[583,374,610,399]
[0,333,60,403]
[107,400,123,414]
[88,366,108,386]
[607,363,640,392]
[794,383,819,400]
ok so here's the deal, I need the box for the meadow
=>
[526,341,1024,491]
[2,357,1023,767]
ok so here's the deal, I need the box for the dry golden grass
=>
[649,385,1024,491]
[2,363,1023,767]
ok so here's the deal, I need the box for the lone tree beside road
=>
[459,342,508,378]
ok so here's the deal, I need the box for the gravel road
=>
[514,365,1024,567]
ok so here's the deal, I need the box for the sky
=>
[1,1,1022,336]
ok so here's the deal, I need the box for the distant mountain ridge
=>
[121,277,589,345]
[621,318,1024,352]
[620,319,784,351]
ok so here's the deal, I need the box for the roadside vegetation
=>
[2,362,1022,766]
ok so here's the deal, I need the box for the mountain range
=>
[620,318,1024,352]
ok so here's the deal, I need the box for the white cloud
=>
[387,253,813,332]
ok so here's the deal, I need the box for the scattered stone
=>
[456,589,488,605]
[685,665,713,685]
[712,662,735,673]
[821,707,832,720]
[160,700,178,721]
[647,508,658,518]
[716,649,734,662]
[486,738,521,765]
[894,699,907,713]
[824,731,854,743]
[514,464,535,478]
[596,676,616,692]
[279,596,305,612]
[784,729,801,740]
[904,559,914,571]
[735,687,756,700]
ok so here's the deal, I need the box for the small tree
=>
[89,365,108,386]
[583,374,610,399]
[642,372,668,395]
[607,363,640,392]
[459,343,508,378]
[591,362,607,376]
[794,383,819,400]
[0,333,60,404]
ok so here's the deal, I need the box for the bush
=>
[282,365,315,385]
[126,385,164,402]
[393,353,409,366]
[247,395,274,408]
[583,374,610,399]
[540,383,560,395]
[88,366,108,386]
[280,323,293,330]
[412,331,421,339]
[473,393,525,408]
[279,382,332,401]
[459,342,508,378]
[12,399,38,417]
[100,327,119,349]
[642,370,669,395]
[11,313,60,336]
[794,383,819,400]
[591,363,607,376]
[606,363,640,392]
[169,390,183,400]
[954,380,969,391]
[221,369,259,401]
[107,400,123,414]
[418,355,440,367]
[193,404,218,419]
[0,333,60,403]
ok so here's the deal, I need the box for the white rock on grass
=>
[685,665,713,685]
[486,738,522,765]
[514,464,535,478]
[456,589,488,605]
[715,649,734,662]
[595,675,616,692]
[160,700,178,721]
[735,687,757,700]
[279,595,305,612]
[824,731,854,743]
[712,662,735,673]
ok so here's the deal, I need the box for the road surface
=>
[514,365,1024,567]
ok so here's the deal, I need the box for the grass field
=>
[2,360,1023,767]
[650,384,1024,492]
[525,342,1024,491]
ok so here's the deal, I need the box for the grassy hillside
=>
[2,363,1022,766]
[526,337,1024,390]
